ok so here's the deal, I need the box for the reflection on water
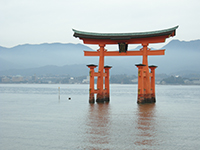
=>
[135,104,158,147]
[84,103,111,149]
[84,102,159,149]
[1,84,200,149]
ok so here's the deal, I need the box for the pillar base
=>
[96,93,110,103]
[151,93,156,103]
[89,93,95,103]
[96,93,105,103]
[104,97,110,102]
[104,92,110,102]
[137,94,156,104]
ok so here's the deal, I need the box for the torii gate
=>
[73,26,178,104]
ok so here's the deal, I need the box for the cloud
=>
[0,0,200,48]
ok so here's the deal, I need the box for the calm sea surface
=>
[0,84,200,150]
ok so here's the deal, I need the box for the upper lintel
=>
[73,26,178,41]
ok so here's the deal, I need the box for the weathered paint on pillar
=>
[96,44,105,103]
[149,65,157,103]
[104,66,112,102]
[87,64,97,103]
[135,64,146,103]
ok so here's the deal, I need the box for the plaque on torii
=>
[73,26,178,104]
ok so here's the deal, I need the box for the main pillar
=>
[141,43,152,102]
[96,44,106,103]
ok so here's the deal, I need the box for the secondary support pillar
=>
[87,64,97,103]
[104,66,112,102]
[135,64,146,104]
[149,65,157,103]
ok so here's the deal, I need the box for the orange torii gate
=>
[73,26,178,104]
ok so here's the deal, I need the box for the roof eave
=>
[73,25,178,40]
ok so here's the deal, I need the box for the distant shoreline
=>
[1,83,199,86]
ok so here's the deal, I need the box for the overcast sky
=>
[0,0,200,49]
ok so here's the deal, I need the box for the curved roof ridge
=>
[73,26,179,37]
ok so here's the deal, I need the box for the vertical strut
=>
[149,65,157,103]
[87,64,97,103]
[104,66,112,102]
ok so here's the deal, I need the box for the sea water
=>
[0,84,200,150]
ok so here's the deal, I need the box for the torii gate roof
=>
[73,26,178,44]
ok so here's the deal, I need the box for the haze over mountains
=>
[0,39,199,76]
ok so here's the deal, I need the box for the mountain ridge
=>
[0,39,199,76]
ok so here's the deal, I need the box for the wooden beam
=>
[84,51,100,56]
[147,49,165,55]
[94,72,100,76]
[81,35,168,45]
[104,51,143,56]
[84,49,165,57]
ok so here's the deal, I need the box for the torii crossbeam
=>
[73,26,178,104]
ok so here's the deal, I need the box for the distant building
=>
[131,78,138,83]
[12,75,23,82]
[32,74,37,82]
[192,79,200,85]
[69,77,75,84]
[82,76,89,84]
[2,77,10,83]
